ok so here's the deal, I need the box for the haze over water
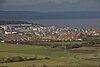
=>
[28,19,100,29]
[0,18,100,29]
[0,11,100,29]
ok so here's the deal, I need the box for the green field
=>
[0,43,100,67]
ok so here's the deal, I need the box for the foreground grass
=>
[0,43,100,67]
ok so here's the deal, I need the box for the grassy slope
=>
[0,43,100,67]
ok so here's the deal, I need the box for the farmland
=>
[0,42,100,67]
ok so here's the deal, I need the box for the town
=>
[0,21,100,67]
[0,21,100,43]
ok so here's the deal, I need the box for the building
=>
[0,21,33,34]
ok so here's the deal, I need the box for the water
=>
[28,19,100,29]
[1,19,100,29]
[0,11,100,28]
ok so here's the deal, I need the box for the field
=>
[0,42,100,67]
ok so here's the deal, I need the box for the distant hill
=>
[0,21,30,25]
[0,11,100,19]
[0,21,45,27]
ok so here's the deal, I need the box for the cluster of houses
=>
[0,21,35,34]
[0,21,99,43]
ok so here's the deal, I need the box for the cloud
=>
[0,0,6,5]
[29,0,100,12]
[1,0,100,11]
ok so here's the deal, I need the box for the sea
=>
[0,11,100,29]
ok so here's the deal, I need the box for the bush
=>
[6,56,24,62]
[0,57,5,63]
[28,56,37,60]
[0,56,50,63]
[27,66,32,67]
[44,57,50,60]
[43,64,48,67]
[1,66,8,67]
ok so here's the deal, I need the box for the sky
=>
[0,0,100,12]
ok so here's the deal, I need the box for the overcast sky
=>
[0,0,100,12]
